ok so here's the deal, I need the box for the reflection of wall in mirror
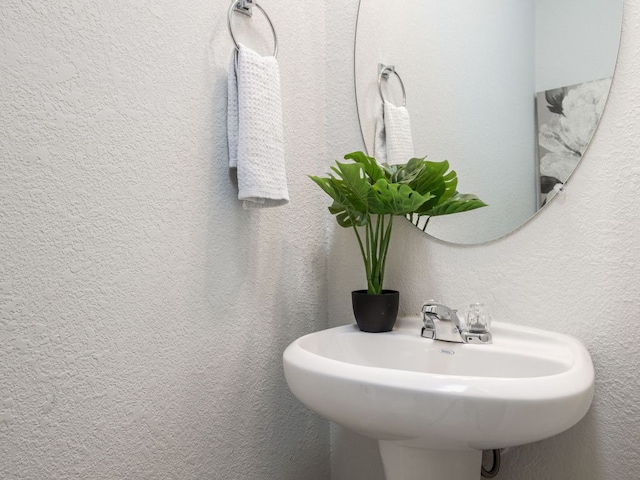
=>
[356,0,538,244]
[535,0,622,92]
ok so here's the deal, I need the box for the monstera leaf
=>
[422,193,488,217]
[329,161,371,213]
[369,179,431,215]
[407,161,459,214]
[343,151,386,182]
[388,157,426,184]
[309,175,368,228]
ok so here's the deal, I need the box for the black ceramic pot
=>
[351,290,399,333]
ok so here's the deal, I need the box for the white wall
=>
[329,1,640,479]
[1,1,331,478]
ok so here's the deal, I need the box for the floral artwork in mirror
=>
[536,78,612,207]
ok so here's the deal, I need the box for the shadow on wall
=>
[195,48,330,479]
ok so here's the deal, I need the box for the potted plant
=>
[310,151,486,333]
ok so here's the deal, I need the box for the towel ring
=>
[378,64,407,107]
[227,0,278,58]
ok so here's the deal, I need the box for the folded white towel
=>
[374,101,415,165]
[227,43,289,209]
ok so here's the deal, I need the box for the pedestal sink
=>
[283,316,594,480]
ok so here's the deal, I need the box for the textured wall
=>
[1,1,331,479]
[3,0,639,479]
[329,0,640,479]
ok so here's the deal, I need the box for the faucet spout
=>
[421,302,463,341]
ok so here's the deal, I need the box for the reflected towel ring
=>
[227,0,278,58]
[378,64,406,107]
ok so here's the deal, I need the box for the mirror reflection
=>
[355,0,623,244]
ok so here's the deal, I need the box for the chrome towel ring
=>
[227,0,278,58]
[378,64,406,107]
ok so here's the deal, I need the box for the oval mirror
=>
[354,0,623,244]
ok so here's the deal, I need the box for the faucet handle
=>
[462,303,493,344]
[464,303,491,333]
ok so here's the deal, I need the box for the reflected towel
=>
[374,101,415,165]
[227,43,289,209]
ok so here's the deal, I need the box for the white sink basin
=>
[283,316,594,480]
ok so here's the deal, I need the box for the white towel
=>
[227,43,289,209]
[374,101,415,165]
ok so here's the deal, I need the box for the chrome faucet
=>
[421,302,492,344]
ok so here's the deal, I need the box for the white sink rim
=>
[283,316,594,451]
[285,317,592,401]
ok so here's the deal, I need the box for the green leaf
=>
[336,210,368,228]
[421,193,488,217]
[308,175,337,200]
[380,163,398,181]
[309,175,369,227]
[393,157,427,184]
[409,161,459,214]
[369,179,432,215]
[330,161,371,212]
[343,151,386,182]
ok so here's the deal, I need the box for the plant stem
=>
[421,216,430,232]
[352,214,394,295]
[373,216,381,292]
[371,221,378,294]
[379,215,393,290]
[376,215,384,293]
[351,220,370,289]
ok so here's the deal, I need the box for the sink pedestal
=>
[379,441,482,480]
